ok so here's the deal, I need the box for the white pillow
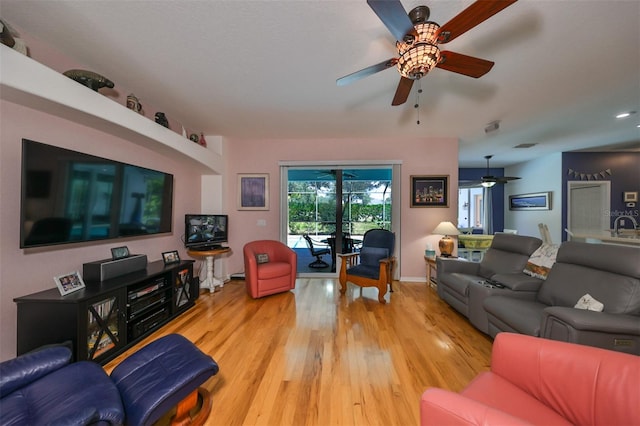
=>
[574,293,604,312]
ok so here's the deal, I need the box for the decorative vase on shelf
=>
[199,133,207,147]
[154,112,169,128]
[189,133,199,143]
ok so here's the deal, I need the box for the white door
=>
[567,181,610,234]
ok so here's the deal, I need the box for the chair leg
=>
[171,387,212,426]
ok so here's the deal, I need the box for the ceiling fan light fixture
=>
[398,43,440,79]
[397,21,441,80]
[481,181,496,188]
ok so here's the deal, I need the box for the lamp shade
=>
[432,221,460,236]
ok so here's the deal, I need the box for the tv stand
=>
[14,260,197,365]
[187,247,231,293]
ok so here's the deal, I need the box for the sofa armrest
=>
[436,258,480,276]
[0,346,72,397]
[491,273,543,292]
[542,306,640,335]
[420,388,530,426]
[490,333,640,425]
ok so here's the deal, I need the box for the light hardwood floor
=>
[105,279,493,426]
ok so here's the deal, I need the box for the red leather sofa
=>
[421,332,640,425]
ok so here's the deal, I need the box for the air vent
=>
[514,143,537,148]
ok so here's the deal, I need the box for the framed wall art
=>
[410,175,449,207]
[54,271,86,296]
[509,192,551,211]
[237,174,269,210]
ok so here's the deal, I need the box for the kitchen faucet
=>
[613,214,639,236]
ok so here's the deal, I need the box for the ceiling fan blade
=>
[337,58,398,86]
[437,0,518,44]
[367,0,416,42]
[497,176,521,182]
[391,77,414,106]
[436,51,495,78]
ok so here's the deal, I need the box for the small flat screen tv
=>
[185,214,228,249]
[21,139,173,248]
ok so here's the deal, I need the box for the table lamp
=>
[432,221,460,257]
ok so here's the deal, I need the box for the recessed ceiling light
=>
[615,111,636,119]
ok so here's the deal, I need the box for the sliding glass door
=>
[284,166,394,275]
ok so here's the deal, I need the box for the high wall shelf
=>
[0,44,223,175]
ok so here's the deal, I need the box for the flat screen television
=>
[20,139,173,248]
[185,214,228,249]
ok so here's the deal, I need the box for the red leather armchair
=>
[421,333,640,425]
[243,240,297,298]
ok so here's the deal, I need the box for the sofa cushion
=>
[478,234,542,278]
[461,372,571,425]
[537,263,640,314]
[359,247,388,267]
[484,297,547,336]
[257,262,291,280]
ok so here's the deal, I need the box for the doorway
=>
[567,181,610,235]
[281,165,398,276]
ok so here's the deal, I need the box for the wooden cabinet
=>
[14,260,196,364]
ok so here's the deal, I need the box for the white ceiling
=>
[2,0,639,167]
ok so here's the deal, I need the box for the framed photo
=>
[162,250,181,265]
[237,173,269,210]
[110,246,130,260]
[410,175,449,207]
[54,271,86,296]
[623,191,638,202]
[509,192,551,211]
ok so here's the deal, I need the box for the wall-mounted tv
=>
[20,139,173,248]
[185,214,228,249]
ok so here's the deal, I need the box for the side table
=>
[424,255,437,288]
[187,247,231,293]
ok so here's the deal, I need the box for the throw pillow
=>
[256,253,269,264]
[523,243,559,280]
[575,293,604,312]
[359,247,389,266]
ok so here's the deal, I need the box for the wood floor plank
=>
[104,278,493,425]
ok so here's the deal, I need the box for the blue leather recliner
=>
[0,334,219,425]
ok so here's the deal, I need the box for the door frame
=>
[279,160,401,278]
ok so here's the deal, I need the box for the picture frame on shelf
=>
[237,173,269,210]
[410,175,449,207]
[623,191,638,202]
[162,250,180,265]
[54,271,86,296]
[110,246,130,260]
[509,192,552,211]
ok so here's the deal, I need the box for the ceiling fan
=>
[336,0,518,106]
[481,155,520,187]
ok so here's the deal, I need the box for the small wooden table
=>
[187,247,231,293]
[424,255,437,288]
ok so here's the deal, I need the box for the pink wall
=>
[0,100,202,360]
[223,137,459,279]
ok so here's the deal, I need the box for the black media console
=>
[14,259,197,365]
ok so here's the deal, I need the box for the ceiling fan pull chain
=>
[414,82,422,125]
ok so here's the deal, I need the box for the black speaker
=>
[83,254,148,282]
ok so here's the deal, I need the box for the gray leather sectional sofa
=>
[438,234,640,354]
[484,241,640,354]
[436,233,543,333]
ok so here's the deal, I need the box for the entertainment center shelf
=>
[14,259,197,365]
[0,44,222,175]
